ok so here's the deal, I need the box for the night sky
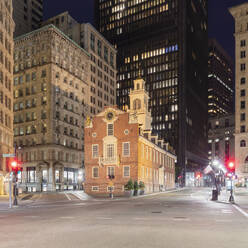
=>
[44,0,248,61]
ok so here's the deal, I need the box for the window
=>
[240,140,246,147]
[133,99,141,110]
[241,77,246,84]
[107,166,114,177]
[107,123,114,136]
[241,125,246,133]
[93,167,99,178]
[122,142,130,156]
[241,101,245,109]
[104,46,108,62]
[241,63,246,71]
[110,52,114,67]
[27,167,36,183]
[31,72,36,80]
[241,40,246,47]
[241,51,246,58]
[241,113,246,121]
[90,33,95,51]
[241,89,246,97]
[92,144,99,158]
[123,166,130,177]
[97,40,102,57]
[107,144,114,158]
[92,186,99,191]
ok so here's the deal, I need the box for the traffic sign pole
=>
[9,172,12,208]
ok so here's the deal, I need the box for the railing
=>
[99,156,118,165]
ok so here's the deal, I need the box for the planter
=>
[139,189,145,195]
[124,190,133,197]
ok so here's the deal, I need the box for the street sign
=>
[108,181,114,187]
[2,154,15,158]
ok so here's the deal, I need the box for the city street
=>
[0,188,247,248]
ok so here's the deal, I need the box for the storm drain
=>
[151,211,162,214]
[173,216,187,219]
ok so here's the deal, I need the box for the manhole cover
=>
[152,211,162,214]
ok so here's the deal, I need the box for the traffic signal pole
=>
[229,176,234,203]
[9,172,12,208]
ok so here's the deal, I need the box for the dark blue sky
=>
[44,0,248,60]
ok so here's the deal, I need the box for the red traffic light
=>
[11,161,17,168]
[10,159,23,175]
[226,160,235,173]
[228,162,234,169]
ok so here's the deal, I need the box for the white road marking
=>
[60,216,75,219]
[64,192,71,201]
[24,216,40,218]
[221,209,233,214]
[134,217,147,220]
[73,203,86,206]
[233,205,248,218]
[96,217,113,220]
[215,219,232,223]
[173,218,190,221]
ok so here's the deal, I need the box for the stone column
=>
[47,162,56,191]
[36,166,42,192]
[60,166,64,191]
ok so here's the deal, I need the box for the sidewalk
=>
[215,187,248,217]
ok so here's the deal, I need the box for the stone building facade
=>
[13,0,43,37]
[208,114,235,167]
[84,78,176,196]
[0,0,15,195]
[13,25,90,192]
[230,3,248,184]
[42,12,117,116]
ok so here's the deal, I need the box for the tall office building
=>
[13,25,90,192]
[230,3,248,185]
[0,0,15,195]
[95,0,208,175]
[13,0,43,37]
[42,12,117,116]
[208,39,234,117]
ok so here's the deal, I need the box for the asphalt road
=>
[0,188,247,248]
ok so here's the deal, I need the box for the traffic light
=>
[226,160,235,174]
[10,159,23,175]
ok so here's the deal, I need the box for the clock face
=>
[106,112,114,120]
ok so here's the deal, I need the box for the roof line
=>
[14,24,90,57]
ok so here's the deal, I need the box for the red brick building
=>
[84,78,176,196]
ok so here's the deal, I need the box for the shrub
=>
[139,181,145,189]
[134,180,139,191]
[125,179,134,191]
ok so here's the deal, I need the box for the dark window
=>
[241,113,246,121]
[241,51,246,58]
[241,101,246,109]
[240,140,246,147]
[241,125,246,133]
[241,63,246,71]
[241,77,246,84]
[241,40,246,47]
[241,89,246,97]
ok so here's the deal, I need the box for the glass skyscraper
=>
[95,0,208,176]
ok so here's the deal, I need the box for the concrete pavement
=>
[0,188,247,248]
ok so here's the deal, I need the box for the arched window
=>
[240,140,246,147]
[136,83,140,90]
[133,99,141,110]
[245,156,248,163]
